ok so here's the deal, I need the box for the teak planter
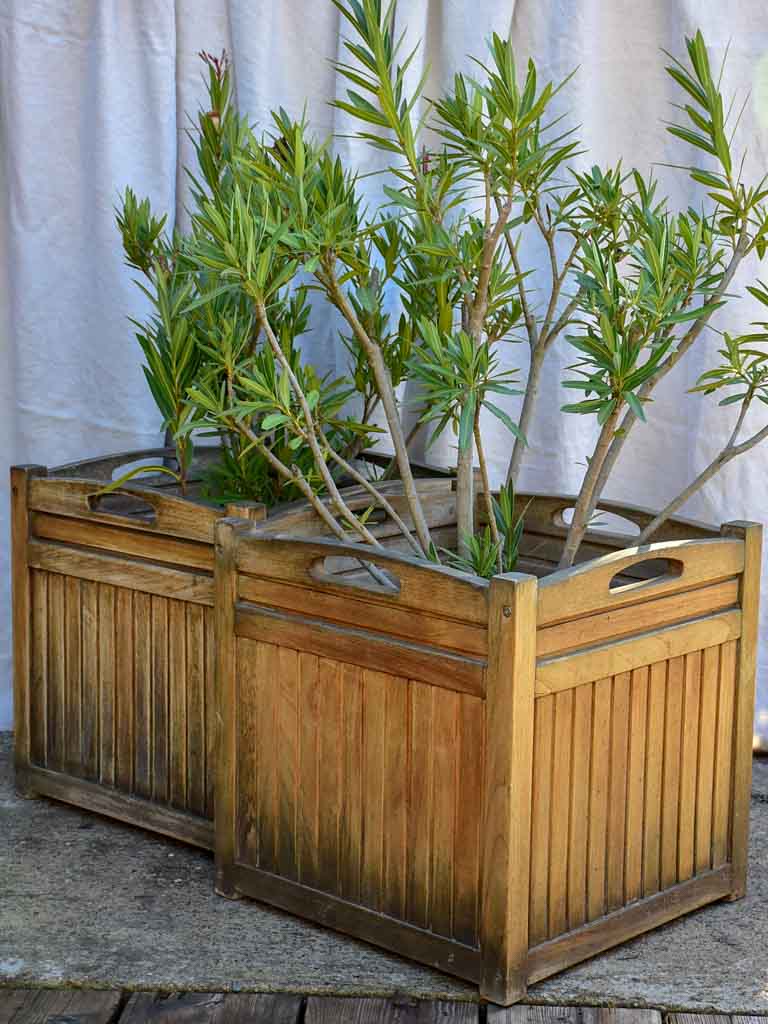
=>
[10,449,454,850]
[213,498,761,1005]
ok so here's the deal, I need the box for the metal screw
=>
[502,605,512,617]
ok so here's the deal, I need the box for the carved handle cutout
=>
[609,557,683,593]
[87,491,157,523]
[309,555,401,596]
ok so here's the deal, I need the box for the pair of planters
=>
[10,449,761,1005]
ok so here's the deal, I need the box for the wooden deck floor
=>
[0,993,761,1024]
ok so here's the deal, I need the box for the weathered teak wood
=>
[119,992,303,1023]
[215,515,761,1006]
[480,573,536,1003]
[0,988,122,1024]
[13,453,460,852]
[721,521,763,899]
[11,465,47,793]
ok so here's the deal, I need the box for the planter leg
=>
[480,975,528,1007]
[215,868,242,901]
[14,769,42,801]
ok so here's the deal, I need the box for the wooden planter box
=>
[11,450,454,850]
[213,497,761,1005]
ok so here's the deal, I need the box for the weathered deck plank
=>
[0,988,122,1024]
[119,991,302,1023]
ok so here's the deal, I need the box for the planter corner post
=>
[480,571,537,1004]
[721,519,763,901]
[10,464,47,797]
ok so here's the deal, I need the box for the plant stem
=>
[636,404,767,544]
[456,442,475,558]
[475,417,502,573]
[254,300,382,549]
[322,442,425,558]
[558,405,622,569]
[582,224,751,542]
[455,193,514,553]
[507,343,544,486]
[322,263,433,554]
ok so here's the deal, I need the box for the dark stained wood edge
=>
[234,603,486,698]
[11,465,47,785]
[721,521,763,899]
[27,540,214,607]
[19,765,214,849]
[525,864,733,984]
[229,863,482,984]
[480,574,537,1005]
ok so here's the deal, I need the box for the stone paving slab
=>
[2,733,767,1012]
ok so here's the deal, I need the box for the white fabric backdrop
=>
[2,0,768,742]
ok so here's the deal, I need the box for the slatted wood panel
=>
[527,641,738,946]
[234,637,485,947]
[27,568,215,822]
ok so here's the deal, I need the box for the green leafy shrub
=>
[117,11,768,576]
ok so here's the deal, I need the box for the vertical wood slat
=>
[236,638,260,868]
[30,570,48,767]
[214,518,241,897]
[152,596,169,804]
[678,651,702,883]
[661,656,684,889]
[11,465,47,784]
[317,658,343,895]
[383,677,408,921]
[480,574,536,1005]
[722,521,763,899]
[81,580,100,781]
[298,652,320,889]
[361,670,386,912]
[256,642,278,875]
[529,695,553,945]
[407,682,434,930]
[548,689,573,937]
[98,584,116,787]
[567,684,592,930]
[115,587,134,793]
[339,664,363,904]
[431,688,458,939]
[64,575,82,777]
[133,591,152,800]
[695,644,719,874]
[606,672,630,912]
[276,647,299,882]
[204,607,216,820]
[643,660,667,897]
[453,693,484,946]
[47,571,66,772]
[712,640,737,867]
[168,597,187,810]
[186,604,206,816]
[625,667,649,903]
[587,677,611,921]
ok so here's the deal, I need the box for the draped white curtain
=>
[2,0,768,743]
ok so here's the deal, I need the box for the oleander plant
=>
[117,0,768,576]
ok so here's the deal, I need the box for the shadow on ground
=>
[1,733,767,1011]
